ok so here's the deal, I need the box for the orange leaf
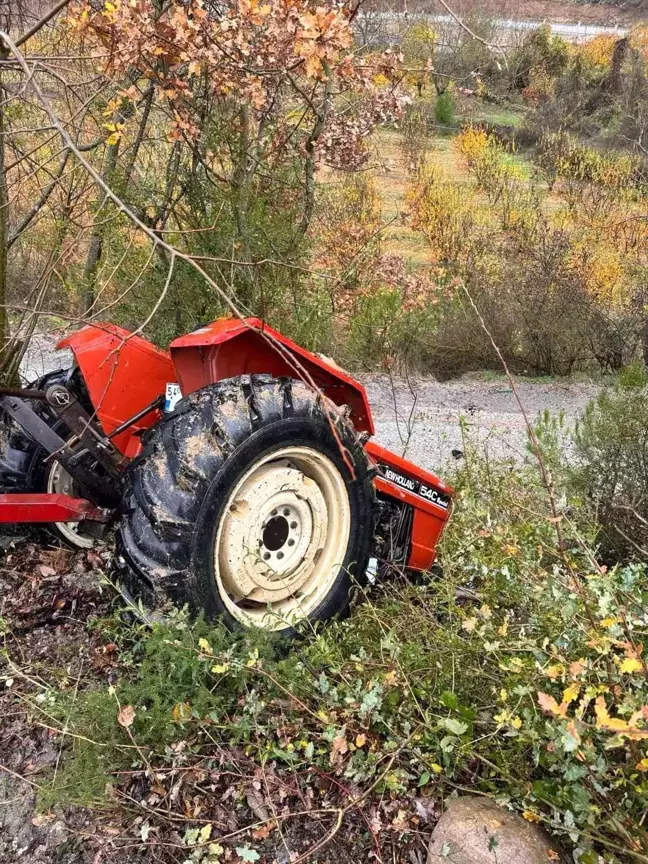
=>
[538,692,567,718]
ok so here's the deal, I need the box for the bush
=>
[571,364,648,562]
[434,91,455,126]
[406,125,647,377]
[400,102,432,172]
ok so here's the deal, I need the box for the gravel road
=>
[360,373,599,475]
[19,333,599,475]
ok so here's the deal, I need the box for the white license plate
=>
[164,383,182,413]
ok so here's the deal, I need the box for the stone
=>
[427,796,564,864]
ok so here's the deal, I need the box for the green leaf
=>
[440,690,458,710]
[235,847,260,863]
[443,718,468,736]
[183,827,199,846]
[418,771,431,787]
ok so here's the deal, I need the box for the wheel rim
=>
[46,461,95,549]
[214,446,351,630]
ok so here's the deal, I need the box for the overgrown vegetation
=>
[5,391,648,862]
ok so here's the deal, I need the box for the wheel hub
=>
[214,446,351,628]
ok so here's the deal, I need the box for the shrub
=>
[400,102,432,172]
[434,91,455,126]
[407,126,646,377]
[571,366,648,562]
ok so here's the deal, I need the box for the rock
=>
[427,797,563,864]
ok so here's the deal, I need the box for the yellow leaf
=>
[562,684,580,706]
[636,758,648,772]
[171,702,191,722]
[511,716,522,730]
[500,688,508,702]
[620,657,642,674]
[522,810,541,822]
[198,823,212,843]
[600,617,619,628]
[462,617,477,632]
[546,665,563,680]
[198,638,212,653]
[355,733,367,747]
[211,663,230,674]
[430,763,443,774]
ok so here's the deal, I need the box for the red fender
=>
[169,317,375,435]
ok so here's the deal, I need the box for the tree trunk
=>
[81,136,121,314]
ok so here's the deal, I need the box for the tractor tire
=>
[115,375,376,634]
[0,367,97,549]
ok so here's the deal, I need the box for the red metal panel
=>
[0,494,110,523]
[57,324,175,457]
[169,317,375,435]
[365,441,454,571]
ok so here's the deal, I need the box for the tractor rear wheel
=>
[0,367,97,549]
[115,375,375,634]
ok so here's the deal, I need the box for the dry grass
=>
[367,127,470,270]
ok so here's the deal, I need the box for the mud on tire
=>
[115,375,376,634]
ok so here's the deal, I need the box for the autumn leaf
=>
[562,683,580,706]
[117,704,135,728]
[569,659,586,678]
[620,657,642,674]
[198,823,212,843]
[171,702,192,722]
[462,616,477,632]
[211,663,230,674]
[537,692,567,718]
[522,810,541,822]
[329,734,348,766]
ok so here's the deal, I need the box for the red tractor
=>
[0,318,452,634]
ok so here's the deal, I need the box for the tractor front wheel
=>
[115,375,375,634]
